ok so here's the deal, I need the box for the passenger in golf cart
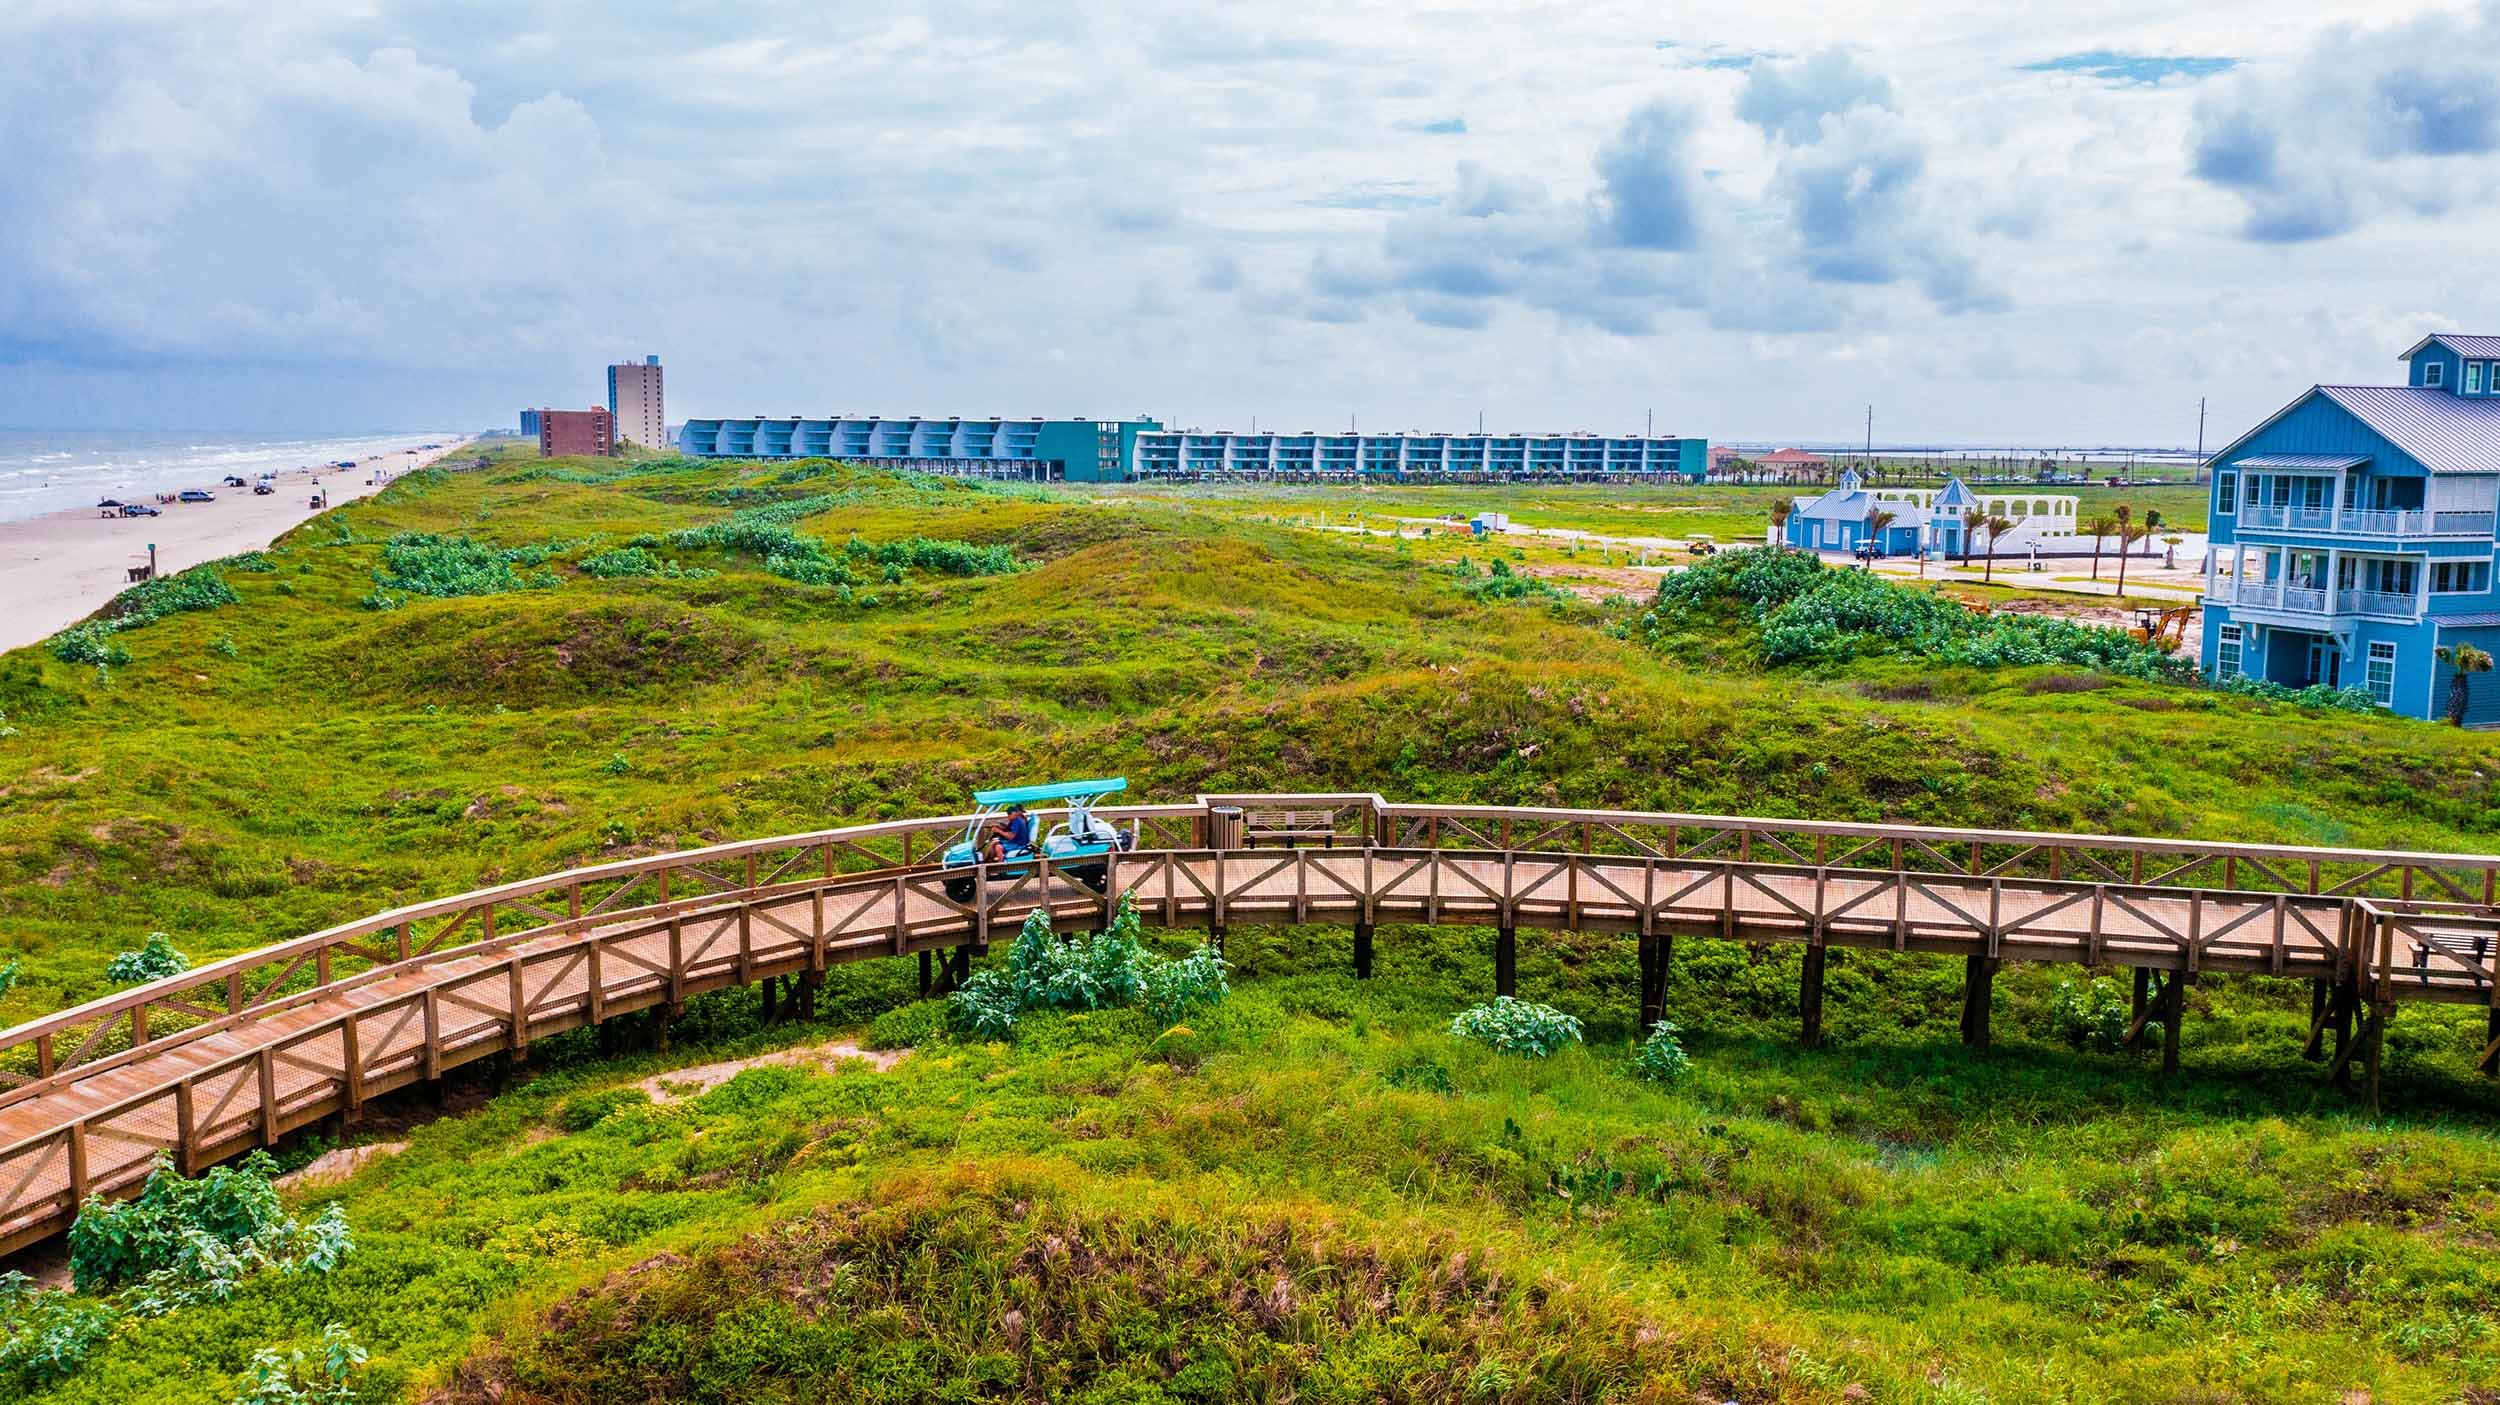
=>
[939,777,1137,903]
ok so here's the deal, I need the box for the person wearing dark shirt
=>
[982,803,1034,863]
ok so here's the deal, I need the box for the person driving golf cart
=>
[982,803,1035,863]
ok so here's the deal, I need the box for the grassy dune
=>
[3,453,2498,1401]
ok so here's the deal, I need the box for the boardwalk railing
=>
[0,795,2494,1256]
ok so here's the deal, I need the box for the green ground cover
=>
[1,453,2495,1401]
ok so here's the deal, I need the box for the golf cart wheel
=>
[944,876,975,904]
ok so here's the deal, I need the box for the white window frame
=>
[2216,471,2236,515]
[2216,624,2243,680]
[2425,360,2445,387]
[2366,640,2397,705]
[2472,362,2488,395]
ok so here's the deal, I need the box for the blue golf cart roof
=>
[971,777,1128,807]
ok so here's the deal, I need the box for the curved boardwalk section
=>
[2,794,2496,1255]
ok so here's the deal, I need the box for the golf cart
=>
[937,777,1136,903]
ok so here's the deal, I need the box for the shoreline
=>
[0,439,473,654]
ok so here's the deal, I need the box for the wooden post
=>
[175,1079,198,1175]
[2485,1006,2500,1079]
[1800,943,1827,1048]
[2331,979,2357,1087]
[1353,922,1374,980]
[258,1047,280,1146]
[799,969,821,1020]
[2131,966,2150,1027]
[655,1004,675,1053]
[761,973,778,1023]
[1638,931,1671,1032]
[2303,978,2330,1060]
[2161,969,2188,1076]
[2364,1002,2388,1114]
[1960,954,1995,1050]
[1495,925,1517,998]
[66,1124,89,1204]
[919,950,933,998]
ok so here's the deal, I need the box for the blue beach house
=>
[2200,333,2500,723]
[1781,470,2077,557]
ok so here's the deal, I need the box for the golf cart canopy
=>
[971,777,1127,807]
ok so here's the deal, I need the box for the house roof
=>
[1760,447,1827,462]
[2315,385,2500,475]
[2434,612,2500,629]
[2400,333,2500,361]
[2234,453,2369,470]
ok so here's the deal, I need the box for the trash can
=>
[1206,806,1245,851]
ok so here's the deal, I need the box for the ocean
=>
[0,429,462,524]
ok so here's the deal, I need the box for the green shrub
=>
[555,1087,654,1133]
[1630,1021,1691,1081]
[51,623,131,667]
[577,546,714,580]
[67,1151,352,1306]
[2209,673,2382,713]
[950,897,1230,1038]
[106,932,189,985]
[1141,941,1230,1024]
[209,635,241,659]
[373,533,558,598]
[46,564,239,664]
[602,752,633,775]
[231,1322,366,1405]
[1449,997,1583,1057]
[1451,557,1566,605]
[850,535,1022,577]
[0,959,18,1000]
[221,551,279,573]
[0,1271,116,1392]
[2049,978,2134,1053]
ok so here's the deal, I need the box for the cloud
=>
[1304,182,1442,211]
[1410,117,1467,135]
[2189,6,2500,241]
[1594,102,1708,251]
[1736,48,1894,144]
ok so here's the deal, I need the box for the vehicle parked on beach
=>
[936,777,1136,902]
[120,502,160,517]
[222,475,246,487]
[178,489,214,503]
[253,481,273,495]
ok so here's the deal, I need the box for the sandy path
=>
[0,440,472,653]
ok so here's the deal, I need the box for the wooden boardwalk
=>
[2,794,2497,1257]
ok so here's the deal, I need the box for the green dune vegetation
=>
[3,449,2499,1402]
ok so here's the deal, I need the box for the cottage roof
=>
[2233,454,2369,470]
[2315,385,2500,475]
[2399,333,2500,361]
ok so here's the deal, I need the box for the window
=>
[2217,624,2243,679]
[2472,362,2488,395]
[2216,471,2237,515]
[2366,641,2397,705]
[2425,361,2445,387]
[2432,560,2492,593]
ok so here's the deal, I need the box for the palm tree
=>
[2080,514,2117,580]
[1979,512,2015,583]
[2436,643,2494,726]
[1960,508,1987,564]
[2111,505,2134,594]
[1866,508,1897,558]
[1769,500,1794,548]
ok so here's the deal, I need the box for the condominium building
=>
[677,416,1160,482]
[537,407,616,458]
[607,356,666,450]
[2200,332,2500,723]
[1127,430,1706,479]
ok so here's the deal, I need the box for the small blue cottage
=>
[2200,333,2500,723]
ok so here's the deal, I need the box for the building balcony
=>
[2236,504,2497,538]
[2218,579,2422,621]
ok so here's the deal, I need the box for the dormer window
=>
[2471,362,2486,394]
[2425,361,2445,387]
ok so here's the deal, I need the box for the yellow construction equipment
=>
[2131,606,2193,650]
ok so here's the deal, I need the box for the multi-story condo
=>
[537,407,615,458]
[1128,430,1706,481]
[677,416,1162,482]
[607,356,666,450]
[2200,333,2500,723]
[1781,470,2079,556]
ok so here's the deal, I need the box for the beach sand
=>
[0,440,473,654]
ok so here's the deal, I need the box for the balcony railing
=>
[2237,505,2497,538]
[2222,580,2421,620]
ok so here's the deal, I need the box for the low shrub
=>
[1630,1020,1691,1081]
[106,932,190,985]
[0,1270,117,1392]
[950,897,1229,1037]
[231,1322,366,1405]
[1451,557,1566,605]
[47,565,239,664]
[1449,997,1583,1057]
[554,1087,654,1133]
[2049,977,2134,1053]
[373,533,559,598]
[67,1151,353,1312]
[577,546,714,580]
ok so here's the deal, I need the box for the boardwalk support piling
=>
[2161,970,2189,1076]
[2303,978,2331,1060]
[1353,922,1374,980]
[1637,932,1671,1033]
[1801,943,1827,1048]
[1960,954,1996,1050]
[919,951,933,998]
[1495,926,1518,998]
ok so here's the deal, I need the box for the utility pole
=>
[1864,404,1874,476]
[2195,397,2207,481]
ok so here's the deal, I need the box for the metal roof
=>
[2400,333,2500,360]
[971,777,1127,806]
[2434,612,2500,629]
[2233,453,2369,470]
[2314,385,2500,475]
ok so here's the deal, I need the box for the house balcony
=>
[2236,505,2497,538]
[2218,578,2421,621]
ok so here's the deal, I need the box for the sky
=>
[4,1,2500,447]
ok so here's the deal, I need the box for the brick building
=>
[537,407,616,458]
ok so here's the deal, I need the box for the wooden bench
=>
[1243,809,1341,848]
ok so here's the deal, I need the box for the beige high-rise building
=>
[607,355,666,450]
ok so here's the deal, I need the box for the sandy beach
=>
[0,439,473,654]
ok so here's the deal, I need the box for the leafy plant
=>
[950,897,1229,1037]
[231,1323,366,1405]
[578,545,715,580]
[0,1271,116,1393]
[1141,941,1230,1024]
[372,533,560,598]
[68,1151,353,1306]
[1448,997,1583,1057]
[106,931,190,984]
[602,752,633,775]
[0,959,19,1000]
[1450,557,1567,606]
[2049,978,2134,1053]
[1631,1021,1691,1082]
